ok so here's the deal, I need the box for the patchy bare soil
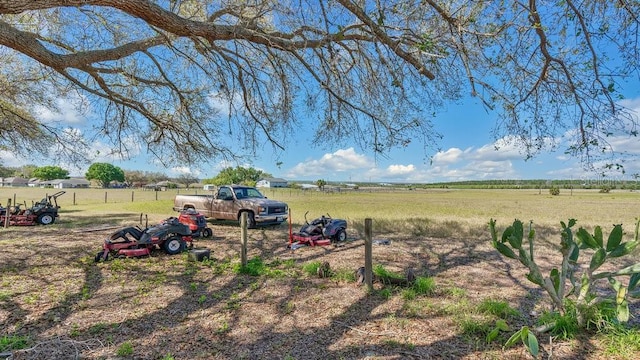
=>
[1,216,638,360]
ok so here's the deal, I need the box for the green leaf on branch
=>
[594,226,604,248]
[496,242,517,259]
[589,248,606,272]
[576,228,599,249]
[629,273,640,292]
[569,246,580,264]
[486,319,509,343]
[612,263,640,277]
[502,226,513,243]
[505,327,539,357]
[518,247,530,267]
[496,319,509,331]
[578,273,590,300]
[606,224,623,252]
[526,331,539,357]
[526,272,544,286]
[487,328,500,343]
[617,300,630,322]
[550,268,560,293]
[509,220,524,248]
[489,219,498,245]
[608,241,638,257]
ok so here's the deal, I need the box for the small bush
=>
[549,186,560,195]
[477,299,519,319]
[412,276,436,296]
[234,257,265,276]
[332,268,356,282]
[116,341,134,356]
[302,261,321,276]
[599,185,612,193]
[373,264,404,280]
[538,310,580,339]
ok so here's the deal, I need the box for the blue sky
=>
[2,88,639,185]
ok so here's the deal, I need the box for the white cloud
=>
[473,137,529,161]
[386,164,415,175]
[286,147,374,178]
[619,97,640,113]
[35,93,90,125]
[170,166,202,176]
[207,91,239,117]
[610,135,640,155]
[432,136,539,167]
[432,148,467,164]
[0,150,22,167]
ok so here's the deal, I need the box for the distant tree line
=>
[3,162,638,190]
[417,179,639,190]
[0,163,273,189]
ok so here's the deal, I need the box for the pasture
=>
[1,187,639,359]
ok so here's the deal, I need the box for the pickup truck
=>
[173,185,288,228]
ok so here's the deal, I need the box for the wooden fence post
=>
[240,212,248,267]
[104,192,107,203]
[4,199,10,228]
[131,191,134,202]
[364,218,373,291]
[73,192,76,205]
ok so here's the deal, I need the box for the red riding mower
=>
[95,216,193,261]
[178,208,213,238]
[0,191,65,226]
[288,212,348,250]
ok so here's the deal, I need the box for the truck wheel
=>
[239,212,256,229]
[163,235,186,255]
[333,228,347,242]
[37,213,55,225]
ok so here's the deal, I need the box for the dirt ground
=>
[0,219,638,360]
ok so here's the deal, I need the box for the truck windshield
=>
[234,188,265,199]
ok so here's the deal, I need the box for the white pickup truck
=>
[173,185,288,228]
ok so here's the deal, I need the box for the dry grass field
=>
[1,187,639,359]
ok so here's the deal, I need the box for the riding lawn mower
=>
[288,212,348,249]
[178,208,213,238]
[95,216,193,261]
[0,191,65,226]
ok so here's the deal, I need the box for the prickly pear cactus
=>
[489,218,640,326]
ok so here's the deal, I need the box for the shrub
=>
[116,341,134,356]
[489,218,640,357]
[549,186,560,195]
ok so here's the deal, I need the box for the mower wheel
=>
[333,228,347,243]
[202,228,213,238]
[37,213,55,225]
[95,251,108,262]
[163,235,186,255]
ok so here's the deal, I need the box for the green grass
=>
[0,335,29,352]
[477,299,520,319]
[373,264,405,280]
[3,187,639,241]
[600,324,640,359]
[302,261,321,276]
[116,341,134,356]
[412,276,436,295]
[2,187,639,358]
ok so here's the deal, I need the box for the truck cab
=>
[173,185,288,228]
